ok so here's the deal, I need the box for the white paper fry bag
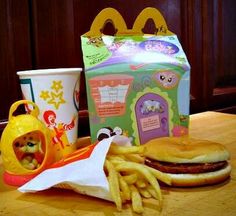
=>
[18,135,131,201]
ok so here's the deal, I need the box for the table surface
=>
[1,111,236,216]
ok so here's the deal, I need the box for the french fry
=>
[135,178,147,188]
[118,173,131,202]
[122,173,138,185]
[106,155,126,163]
[147,185,158,199]
[138,187,152,198]
[104,159,122,211]
[104,143,171,213]
[145,165,172,185]
[124,154,145,163]
[120,192,127,204]
[109,144,145,155]
[130,185,144,214]
[114,161,163,207]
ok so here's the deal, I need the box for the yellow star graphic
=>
[51,80,63,92]
[40,91,50,101]
[48,91,66,109]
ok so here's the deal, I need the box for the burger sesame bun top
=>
[144,137,230,164]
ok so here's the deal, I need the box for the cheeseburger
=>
[144,137,231,187]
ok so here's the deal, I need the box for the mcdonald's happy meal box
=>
[81,8,190,145]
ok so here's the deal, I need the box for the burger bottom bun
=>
[167,164,231,187]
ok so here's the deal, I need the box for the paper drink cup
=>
[17,68,82,160]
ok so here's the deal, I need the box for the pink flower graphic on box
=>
[172,125,188,137]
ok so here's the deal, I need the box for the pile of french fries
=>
[104,143,171,213]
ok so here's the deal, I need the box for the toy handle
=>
[132,7,174,36]
[84,8,128,36]
[8,100,40,121]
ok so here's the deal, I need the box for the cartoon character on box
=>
[0,100,54,186]
[96,126,123,141]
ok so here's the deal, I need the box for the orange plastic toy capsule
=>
[0,100,55,186]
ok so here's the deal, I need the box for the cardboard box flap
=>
[84,34,190,73]
[84,8,128,37]
[81,7,190,71]
[83,7,173,36]
[132,7,174,36]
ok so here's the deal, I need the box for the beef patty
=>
[145,158,228,174]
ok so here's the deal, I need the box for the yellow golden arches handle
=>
[84,8,128,36]
[132,7,174,36]
[9,100,40,121]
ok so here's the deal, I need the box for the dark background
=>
[1,0,236,136]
